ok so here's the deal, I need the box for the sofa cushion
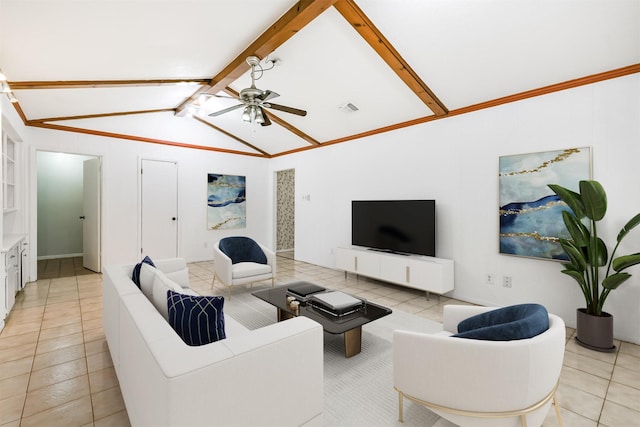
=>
[232,262,272,279]
[167,290,226,346]
[453,303,549,341]
[132,255,155,288]
[139,262,158,299]
[219,236,267,265]
[152,273,183,321]
[155,258,190,288]
[165,269,190,288]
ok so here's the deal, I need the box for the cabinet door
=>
[335,247,356,272]
[5,249,18,313]
[379,256,409,285]
[408,260,444,292]
[354,251,380,277]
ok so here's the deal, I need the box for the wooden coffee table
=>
[252,282,392,358]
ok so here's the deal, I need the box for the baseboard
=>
[37,253,83,261]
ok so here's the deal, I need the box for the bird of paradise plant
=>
[548,180,640,316]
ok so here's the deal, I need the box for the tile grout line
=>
[19,277,50,424]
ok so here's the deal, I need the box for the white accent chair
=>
[393,305,565,427]
[212,236,276,298]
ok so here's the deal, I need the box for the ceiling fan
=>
[206,56,307,126]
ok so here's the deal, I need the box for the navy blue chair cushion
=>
[219,236,267,265]
[167,290,226,346]
[131,255,155,288]
[453,303,549,341]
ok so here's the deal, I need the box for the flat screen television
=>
[351,200,436,257]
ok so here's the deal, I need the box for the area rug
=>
[223,286,454,426]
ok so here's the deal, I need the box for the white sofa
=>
[393,305,565,427]
[103,258,324,427]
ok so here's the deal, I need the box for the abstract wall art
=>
[207,174,246,229]
[499,147,591,261]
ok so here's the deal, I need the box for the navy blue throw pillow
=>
[219,236,267,265]
[131,256,155,288]
[167,290,226,346]
[453,303,549,341]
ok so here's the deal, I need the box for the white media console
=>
[335,246,454,297]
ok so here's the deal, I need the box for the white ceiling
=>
[1,0,639,157]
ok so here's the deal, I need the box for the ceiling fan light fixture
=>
[242,106,252,122]
[254,107,265,124]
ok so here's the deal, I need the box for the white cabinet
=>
[2,236,26,326]
[335,246,454,296]
[5,244,18,315]
[336,247,380,278]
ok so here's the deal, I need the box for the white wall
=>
[23,127,271,268]
[270,74,640,343]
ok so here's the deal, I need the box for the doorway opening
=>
[275,168,295,259]
[36,151,102,278]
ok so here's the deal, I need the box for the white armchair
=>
[212,236,276,298]
[393,304,565,427]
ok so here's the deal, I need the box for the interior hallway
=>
[37,257,95,280]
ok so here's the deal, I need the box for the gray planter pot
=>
[576,308,616,352]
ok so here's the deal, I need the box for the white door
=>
[141,159,178,259]
[82,158,101,272]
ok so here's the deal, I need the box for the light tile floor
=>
[1,254,639,426]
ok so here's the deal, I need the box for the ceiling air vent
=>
[339,102,359,113]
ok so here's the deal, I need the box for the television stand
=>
[367,248,410,256]
[335,246,454,298]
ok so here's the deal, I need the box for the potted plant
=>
[548,180,640,352]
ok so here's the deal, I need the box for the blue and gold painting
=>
[499,147,591,260]
[207,174,246,229]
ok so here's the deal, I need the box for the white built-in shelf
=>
[2,133,16,212]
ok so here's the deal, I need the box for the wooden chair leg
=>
[398,391,404,422]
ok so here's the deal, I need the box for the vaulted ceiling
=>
[1,0,639,158]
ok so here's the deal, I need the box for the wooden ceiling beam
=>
[29,108,174,123]
[28,121,267,157]
[193,116,271,157]
[334,0,448,116]
[175,0,338,116]
[8,79,209,90]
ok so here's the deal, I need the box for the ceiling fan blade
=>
[260,108,272,127]
[263,103,307,117]
[208,104,244,117]
[259,90,280,101]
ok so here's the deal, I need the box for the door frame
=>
[30,149,104,280]
[137,156,180,259]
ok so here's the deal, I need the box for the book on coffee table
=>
[286,282,326,301]
[309,291,364,316]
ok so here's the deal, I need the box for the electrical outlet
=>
[503,276,512,288]
[485,273,494,285]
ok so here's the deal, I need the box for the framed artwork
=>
[207,174,246,229]
[499,147,591,261]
